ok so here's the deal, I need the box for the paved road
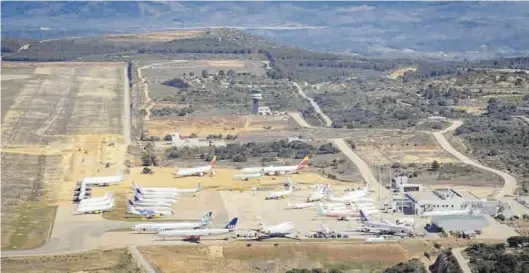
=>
[332,138,389,200]
[293,82,333,127]
[123,66,132,145]
[432,120,518,198]
[452,247,472,273]
[128,246,157,273]
[288,112,312,128]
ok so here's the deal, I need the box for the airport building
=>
[405,188,483,215]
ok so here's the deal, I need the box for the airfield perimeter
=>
[0,59,525,273]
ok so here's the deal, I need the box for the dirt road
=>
[128,246,156,273]
[452,247,472,273]
[288,112,312,128]
[332,138,389,200]
[293,82,333,127]
[432,120,517,198]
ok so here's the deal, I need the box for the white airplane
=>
[232,171,264,181]
[127,200,173,212]
[134,194,177,204]
[359,210,414,234]
[75,200,114,215]
[316,204,360,220]
[77,182,88,200]
[128,199,173,208]
[81,169,124,186]
[79,192,111,206]
[77,194,113,208]
[265,179,294,200]
[157,217,238,241]
[135,188,178,198]
[174,156,216,177]
[287,202,314,209]
[132,212,213,233]
[127,203,173,218]
[132,182,179,193]
[251,219,296,239]
[240,156,309,176]
[319,202,347,210]
[135,183,200,194]
[307,184,330,202]
[327,188,369,204]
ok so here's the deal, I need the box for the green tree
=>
[218,70,225,77]
[431,160,440,171]
[202,69,209,78]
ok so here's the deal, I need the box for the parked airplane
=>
[127,203,173,218]
[327,188,369,204]
[129,198,173,208]
[79,192,111,206]
[316,205,360,220]
[359,210,414,234]
[77,194,113,208]
[232,171,264,181]
[134,194,177,204]
[174,156,216,177]
[75,200,114,215]
[287,202,314,209]
[80,169,124,186]
[307,184,330,202]
[135,183,200,194]
[252,219,295,239]
[319,202,347,210]
[265,179,294,200]
[157,217,239,242]
[132,212,213,233]
[127,200,172,212]
[240,156,309,176]
[135,188,178,198]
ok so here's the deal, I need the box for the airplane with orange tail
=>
[174,156,216,177]
[240,156,309,176]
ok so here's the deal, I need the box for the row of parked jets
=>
[173,156,310,179]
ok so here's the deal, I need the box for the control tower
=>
[251,90,262,114]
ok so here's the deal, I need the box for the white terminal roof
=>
[406,188,479,203]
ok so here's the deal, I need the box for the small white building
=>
[428,116,447,122]
[406,188,483,215]
[258,106,272,115]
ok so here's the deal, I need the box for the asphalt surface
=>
[123,66,132,145]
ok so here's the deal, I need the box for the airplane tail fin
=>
[321,224,330,233]
[210,156,217,168]
[296,156,309,170]
[224,217,238,229]
[359,209,370,222]
[316,204,326,216]
[132,181,139,190]
[136,187,144,195]
[201,212,213,224]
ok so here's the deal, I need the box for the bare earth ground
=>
[352,131,502,188]
[0,62,126,250]
[388,67,417,80]
[104,30,207,42]
[1,248,141,273]
[145,115,291,137]
[140,243,410,273]
[140,59,266,84]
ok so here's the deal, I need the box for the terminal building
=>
[405,188,483,215]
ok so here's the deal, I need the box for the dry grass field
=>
[1,248,141,273]
[353,132,458,165]
[145,114,291,137]
[0,62,126,250]
[388,67,417,80]
[105,30,207,42]
[140,243,410,273]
